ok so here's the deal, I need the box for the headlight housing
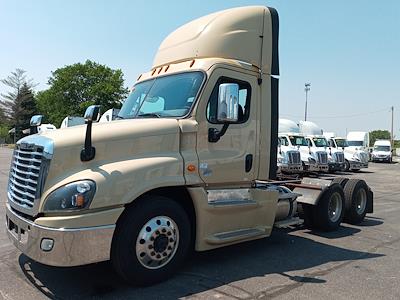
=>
[308,157,316,164]
[43,180,96,212]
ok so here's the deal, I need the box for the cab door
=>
[195,68,258,185]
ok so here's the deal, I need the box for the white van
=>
[371,140,392,163]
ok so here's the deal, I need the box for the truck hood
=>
[24,118,181,186]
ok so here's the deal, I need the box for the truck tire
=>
[312,183,345,231]
[343,179,369,224]
[344,160,350,171]
[331,177,349,189]
[111,195,191,286]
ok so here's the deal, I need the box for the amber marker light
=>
[187,164,196,172]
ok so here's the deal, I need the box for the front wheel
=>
[344,160,350,171]
[111,195,191,286]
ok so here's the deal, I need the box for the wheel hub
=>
[328,192,342,223]
[136,216,179,269]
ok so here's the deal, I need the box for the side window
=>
[206,77,251,124]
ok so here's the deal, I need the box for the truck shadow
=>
[18,228,383,299]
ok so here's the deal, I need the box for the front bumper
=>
[5,203,115,267]
[280,163,303,173]
[371,156,391,162]
[308,164,329,172]
[349,161,368,169]
[328,162,345,171]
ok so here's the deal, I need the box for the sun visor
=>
[152,6,279,76]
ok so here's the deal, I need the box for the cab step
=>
[205,228,266,245]
[274,217,303,228]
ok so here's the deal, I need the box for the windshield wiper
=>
[137,113,162,118]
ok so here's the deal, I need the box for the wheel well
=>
[123,186,196,248]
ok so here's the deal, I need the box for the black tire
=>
[111,195,191,286]
[331,177,349,189]
[343,179,369,224]
[344,160,350,171]
[313,183,345,231]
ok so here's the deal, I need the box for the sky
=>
[0,0,399,137]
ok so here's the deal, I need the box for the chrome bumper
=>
[349,161,368,169]
[308,164,329,172]
[5,203,115,267]
[280,164,303,173]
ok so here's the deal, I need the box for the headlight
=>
[308,157,316,163]
[43,180,96,212]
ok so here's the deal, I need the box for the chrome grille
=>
[7,139,52,215]
[333,152,345,163]
[288,151,301,165]
[317,151,328,164]
[359,152,368,163]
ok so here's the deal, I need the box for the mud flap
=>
[366,188,374,214]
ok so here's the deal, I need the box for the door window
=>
[206,77,251,124]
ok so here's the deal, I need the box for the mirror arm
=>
[80,119,96,161]
[208,123,230,143]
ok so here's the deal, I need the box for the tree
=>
[36,60,129,126]
[0,69,36,140]
[369,130,391,146]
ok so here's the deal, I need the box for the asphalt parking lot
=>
[1,147,400,300]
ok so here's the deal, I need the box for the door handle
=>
[245,154,253,173]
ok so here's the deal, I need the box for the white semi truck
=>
[6,6,374,286]
[326,135,369,171]
[347,131,369,151]
[279,119,328,172]
[300,121,345,172]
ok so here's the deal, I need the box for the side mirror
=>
[30,115,43,134]
[84,105,101,122]
[217,83,239,123]
[30,115,43,127]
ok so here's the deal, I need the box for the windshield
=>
[313,137,328,147]
[335,139,348,148]
[288,135,308,146]
[118,72,204,119]
[374,145,390,152]
[348,141,363,146]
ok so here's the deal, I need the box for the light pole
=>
[304,83,311,121]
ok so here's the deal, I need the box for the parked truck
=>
[5,6,373,286]
[347,131,369,151]
[299,121,345,172]
[279,119,328,172]
[326,134,369,171]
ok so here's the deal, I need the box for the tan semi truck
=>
[5,6,373,286]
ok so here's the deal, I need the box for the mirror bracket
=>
[81,105,100,162]
[208,124,229,143]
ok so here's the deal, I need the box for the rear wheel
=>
[343,179,369,224]
[111,195,191,286]
[313,183,345,231]
[331,177,349,189]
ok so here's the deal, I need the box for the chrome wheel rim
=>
[136,216,179,270]
[355,188,367,215]
[328,192,342,223]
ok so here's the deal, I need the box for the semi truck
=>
[299,121,345,172]
[347,131,370,151]
[5,6,373,286]
[326,134,369,171]
[279,119,328,172]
